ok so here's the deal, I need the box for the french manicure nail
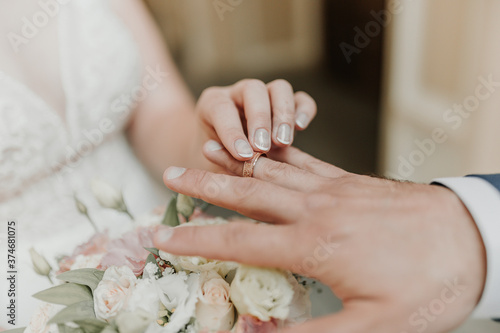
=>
[254,128,270,151]
[156,227,174,243]
[165,167,186,180]
[235,139,253,158]
[295,112,309,129]
[206,140,223,152]
[277,123,292,145]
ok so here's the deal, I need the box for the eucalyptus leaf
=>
[48,301,96,324]
[2,328,26,333]
[145,253,157,267]
[74,318,107,333]
[58,324,84,333]
[162,197,179,227]
[33,283,92,306]
[101,325,119,333]
[58,324,67,333]
[57,268,105,291]
[144,247,159,256]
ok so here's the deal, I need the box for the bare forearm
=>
[111,0,211,180]
[127,104,212,182]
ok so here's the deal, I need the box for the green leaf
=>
[145,253,157,266]
[74,319,108,333]
[2,328,26,333]
[57,268,105,291]
[58,324,85,333]
[101,325,119,333]
[144,247,159,256]
[33,283,92,306]
[48,301,96,324]
[162,197,179,227]
[144,253,162,278]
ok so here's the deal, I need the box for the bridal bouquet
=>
[19,181,311,333]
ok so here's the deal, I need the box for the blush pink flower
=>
[234,315,282,333]
[58,233,109,273]
[98,226,159,276]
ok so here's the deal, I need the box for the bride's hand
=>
[195,79,316,161]
[155,146,486,333]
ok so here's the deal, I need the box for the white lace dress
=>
[0,1,169,327]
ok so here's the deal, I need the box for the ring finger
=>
[203,140,328,192]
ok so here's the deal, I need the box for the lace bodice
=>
[0,2,170,327]
[0,0,140,200]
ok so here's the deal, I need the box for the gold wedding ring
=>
[243,152,265,177]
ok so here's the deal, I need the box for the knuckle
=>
[303,192,336,212]
[295,90,311,100]
[196,172,222,200]
[232,178,259,202]
[220,223,246,251]
[261,162,290,181]
[302,157,325,172]
[200,86,223,99]
[273,99,295,117]
[296,91,317,113]
[213,100,237,116]
[268,79,293,90]
[243,79,267,91]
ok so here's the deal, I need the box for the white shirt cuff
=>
[433,177,500,318]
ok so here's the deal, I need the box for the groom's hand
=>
[154,145,486,333]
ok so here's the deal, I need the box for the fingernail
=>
[277,124,292,145]
[235,139,253,158]
[295,112,309,129]
[156,227,174,243]
[206,140,223,152]
[254,128,270,151]
[165,167,186,180]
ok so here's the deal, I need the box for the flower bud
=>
[176,194,195,219]
[91,179,125,211]
[74,196,88,215]
[29,248,52,277]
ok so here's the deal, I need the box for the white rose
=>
[94,266,137,321]
[230,265,294,321]
[70,254,104,270]
[25,303,58,333]
[116,310,155,333]
[90,179,125,210]
[155,271,199,333]
[195,271,235,331]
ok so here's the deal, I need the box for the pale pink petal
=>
[234,315,281,333]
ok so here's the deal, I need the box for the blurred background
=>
[145,0,500,331]
[144,0,500,185]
